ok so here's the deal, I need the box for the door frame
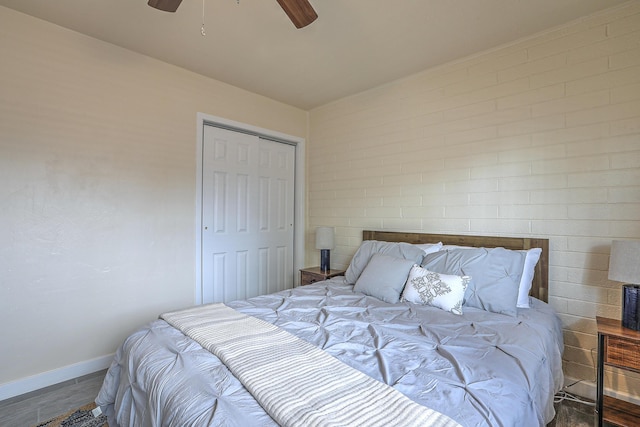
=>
[195,113,306,305]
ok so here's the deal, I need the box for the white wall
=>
[308,2,640,400]
[0,6,307,397]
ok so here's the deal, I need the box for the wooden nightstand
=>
[299,267,345,286]
[596,316,640,426]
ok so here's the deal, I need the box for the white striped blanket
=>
[161,303,461,427]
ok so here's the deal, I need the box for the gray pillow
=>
[421,247,526,316]
[353,254,415,303]
[345,240,425,284]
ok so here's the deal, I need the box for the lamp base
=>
[320,249,330,273]
[623,284,640,331]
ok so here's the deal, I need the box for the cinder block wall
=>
[308,2,640,399]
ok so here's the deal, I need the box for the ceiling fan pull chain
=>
[201,0,240,36]
[201,0,206,36]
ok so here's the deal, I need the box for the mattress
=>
[96,277,564,427]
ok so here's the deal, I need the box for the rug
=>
[33,402,108,427]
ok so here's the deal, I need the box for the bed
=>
[96,231,563,427]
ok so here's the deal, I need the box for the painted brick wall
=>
[308,2,640,400]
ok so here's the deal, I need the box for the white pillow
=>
[401,265,470,315]
[414,242,443,255]
[441,244,473,251]
[516,248,542,308]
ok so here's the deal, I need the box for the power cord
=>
[554,379,595,406]
[553,347,600,406]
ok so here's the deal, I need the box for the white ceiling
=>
[0,0,630,110]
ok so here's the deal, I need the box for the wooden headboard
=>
[363,230,549,303]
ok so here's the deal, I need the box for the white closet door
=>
[202,125,295,303]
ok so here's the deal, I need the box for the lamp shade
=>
[609,240,640,284]
[315,227,335,250]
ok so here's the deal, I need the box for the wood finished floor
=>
[0,371,601,426]
[0,370,106,427]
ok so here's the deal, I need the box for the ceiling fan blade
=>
[276,0,318,29]
[148,0,183,13]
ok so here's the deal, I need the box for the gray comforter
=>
[97,278,564,427]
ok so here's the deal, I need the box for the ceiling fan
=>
[147,0,318,29]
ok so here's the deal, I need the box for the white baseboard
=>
[0,354,114,401]
[563,376,640,406]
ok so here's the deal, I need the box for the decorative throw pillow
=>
[401,265,470,315]
[345,240,425,284]
[353,254,415,303]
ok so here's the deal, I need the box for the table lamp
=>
[315,227,335,272]
[608,240,640,331]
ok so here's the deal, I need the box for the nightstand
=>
[596,316,640,426]
[299,267,345,286]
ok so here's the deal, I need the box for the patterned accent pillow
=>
[401,265,470,315]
